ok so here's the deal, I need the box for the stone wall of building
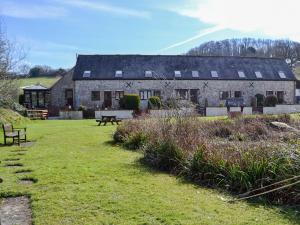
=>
[73,79,295,109]
[50,71,74,108]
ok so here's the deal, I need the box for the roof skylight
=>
[278,71,286,79]
[192,71,199,78]
[83,71,91,78]
[145,70,152,77]
[174,71,181,77]
[211,71,218,78]
[255,71,263,78]
[115,70,123,77]
[238,71,246,78]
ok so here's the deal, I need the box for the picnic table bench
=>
[26,109,48,120]
[2,124,27,146]
[96,116,122,126]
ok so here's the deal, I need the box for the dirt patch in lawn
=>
[0,196,32,225]
[4,163,23,168]
[19,178,38,185]
[4,158,20,162]
[15,169,33,174]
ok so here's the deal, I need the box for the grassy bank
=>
[0,120,299,224]
[114,114,300,205]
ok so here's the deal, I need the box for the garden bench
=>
[2,124,27,146]
[96,116,122,126]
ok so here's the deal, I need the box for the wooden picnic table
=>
[96,116,121,126]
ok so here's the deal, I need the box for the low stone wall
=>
[95,110,134,119]
[59,111,83,120]
[206,107,253,117]
[263,105,300,115]
[149,109,196,118]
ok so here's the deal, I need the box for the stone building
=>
[49,55,297,112]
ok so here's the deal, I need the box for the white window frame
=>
[174,71,181,78]
[255,71,263,78]
[115,70,123,78]
[219,91,230,100]
[211,71,218,78]
[278,71,286,79]
[192,71,199,78]
[266,90,274,96]
[238,71,246,78]
[175,89,188,100]
[83,70,91,78]
[115,91,124,100]
[145,70,152,78]
[139,90,152,100]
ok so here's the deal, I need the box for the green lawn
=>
[0,120,299,225]
[18,76,61,92]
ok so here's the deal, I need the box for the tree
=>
[0,22,26,107]
[187,38,300,67]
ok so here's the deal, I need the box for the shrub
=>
[143,140,185,172]
[78,105,86,111]
[148,96,161,109]
[264,95,278,107]
[123,133,147,150]
[122,94,140,110]
[113,115,300,204]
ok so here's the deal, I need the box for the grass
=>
[0,120,299,224]
[17,76,61,92]
[0,108,29,124]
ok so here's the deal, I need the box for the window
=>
[277,91,284,103]
[238,71,246,78]
[83,71,91,78]
[115,91,124,100]
[192,71,199,78]
[266,91,274,96]
[234,91,242,98]
[220,91,230,100]
[91,91,100,101]
[24,93,30,103]
[278,71,286,79]
[255,71,263,78]
[174,71,181,77]
[145,71,152,77]
[139,90,152,100]
[115,70,123,77]
[153,90,161,98]
[176,89,188,100]
[211,71,218,78]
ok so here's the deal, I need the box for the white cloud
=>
[173,0,300,41]
[60,0,151,19]
[0,1,67,19]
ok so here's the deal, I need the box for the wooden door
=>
[190,89,199,104]
[104,91,112,108]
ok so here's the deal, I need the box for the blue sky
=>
[1,0,299,68]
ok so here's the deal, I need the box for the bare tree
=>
[0,22,26,107]
[187,38,300,67]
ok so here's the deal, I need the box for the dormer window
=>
[255,71,263,78]
[115,70,123,78]
[238,71,246,78]
[145,70,152,77]
[211,71,218,78]
[192,71,199,78]
[278,71,286,79]
[83,71,91,78]
[174,71,181,77]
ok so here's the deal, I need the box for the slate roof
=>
[73,55,296,81]
[22,84,49,90]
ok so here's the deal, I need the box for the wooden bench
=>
[26,110,48,120]
[2,124,27,146]
[96,116,122,126]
